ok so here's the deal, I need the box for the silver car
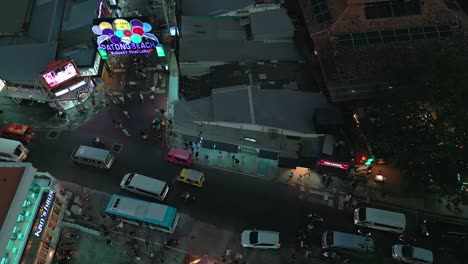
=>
[392,244,433,264]
[241,230,280,249]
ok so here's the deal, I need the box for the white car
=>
[241,230,280,249]
[392,244,433,264]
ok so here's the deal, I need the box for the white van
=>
[120,173,169,201]
[0,138,29,162]
[71,145,115,169]
[354,207,406,233]
[322,231,375,256]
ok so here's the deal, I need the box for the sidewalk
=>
[167,131,468,221]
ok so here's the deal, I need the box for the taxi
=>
[177,168,205,187]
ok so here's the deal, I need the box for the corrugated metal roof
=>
[179,39,301,61]
[181,16,247,40]
[0,42,59,81]
[250,9,295,40]
[0,0,30,33]
[181,0,254,16]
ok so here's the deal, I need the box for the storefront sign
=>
[92,18,158,56]
[318,159,350,170]
[41,63,79,88]
[98,41,156,55]
[34,191,55,237]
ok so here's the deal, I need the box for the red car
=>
[0,123,35,143]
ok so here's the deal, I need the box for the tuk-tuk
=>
[177,168,205,187]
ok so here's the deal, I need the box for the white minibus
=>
[71,145,115,169]
[354,207,406,233]
[120,173,169,201]
[0,138,29,162]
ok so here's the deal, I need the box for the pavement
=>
[167,131,468,222]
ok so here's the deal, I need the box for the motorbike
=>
[307,213,324,222]
[56,249,73,257]
[181,192,196,201]
[92,137,104,147]
[321,251,341,262]
[81,214,92,221]
[357,229,372,237]
[64,233,79,239]
[398,233,416,244]
[163,238,181,246]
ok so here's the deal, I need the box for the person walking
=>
[289,172,294,181]
[297,175,303,184]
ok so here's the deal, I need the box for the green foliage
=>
[360,40,468,193]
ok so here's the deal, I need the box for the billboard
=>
[41,62,79,89]
[92,18,159,56]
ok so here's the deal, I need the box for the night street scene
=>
[1,0,468,264]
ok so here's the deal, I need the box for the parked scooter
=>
[321,251,341,262]
[92,137,104,147]
[398,233,416,244]
[56,248,73,257]
[64,233,79,239]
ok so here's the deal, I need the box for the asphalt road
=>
[25,102,463,263]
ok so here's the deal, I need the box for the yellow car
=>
[177,169,205,187]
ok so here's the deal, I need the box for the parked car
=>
[392,244,433,264]
[241,230,280,249]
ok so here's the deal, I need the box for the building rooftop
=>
[179,38,301,62]
[181,0,255,16]
[180,62,319,100]
[0,0,31,34]
[181,16,248,40]
[0,167,26,234]
[0,0,65,82]
[175,85,330,134]
[249,9,294,40]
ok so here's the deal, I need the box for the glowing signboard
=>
[92,18,158,56]
[34,190,55,237]
[42,63,78,88]
[318,159,350,170]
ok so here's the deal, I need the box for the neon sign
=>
[34,190,55,237]
[92,18,158,56]
[42,63,78,88]
[318,159,350,170]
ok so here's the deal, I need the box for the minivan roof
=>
[73,145,111,161]
[363,207,406,228]
[332,231,374,251]
[0,138,23,152]
[168,148,191,159]
[124,173,167,192]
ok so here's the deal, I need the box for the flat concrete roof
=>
[0,0,30,33]
[0,167,25,230]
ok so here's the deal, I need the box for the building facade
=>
[0,163,68,264]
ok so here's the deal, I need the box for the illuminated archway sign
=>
[92,18,158,56]
[318,159,350,170]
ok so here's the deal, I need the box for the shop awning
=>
[201,140,239,153]
[258,149,279,160]
[278,156,298,169]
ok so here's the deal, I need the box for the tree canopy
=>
[359,38,468,193]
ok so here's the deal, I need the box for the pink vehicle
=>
[165,148,192,166]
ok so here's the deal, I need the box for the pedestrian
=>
[235,159,240,166]
[195,151,199,159]
[168,118,173,125]
[123,110,130,118]
[241,156,244,163]
[113,119,117,128]
[297,176,302,184]
[218,151,222,158]
[126,92,132,101]
[106,238,112,245]
[289,172,293,181]
[185,141,189,148]
[160,108,165,115]
[232,155,235,162]
[145,240,151,249]
[139,93,144,103]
